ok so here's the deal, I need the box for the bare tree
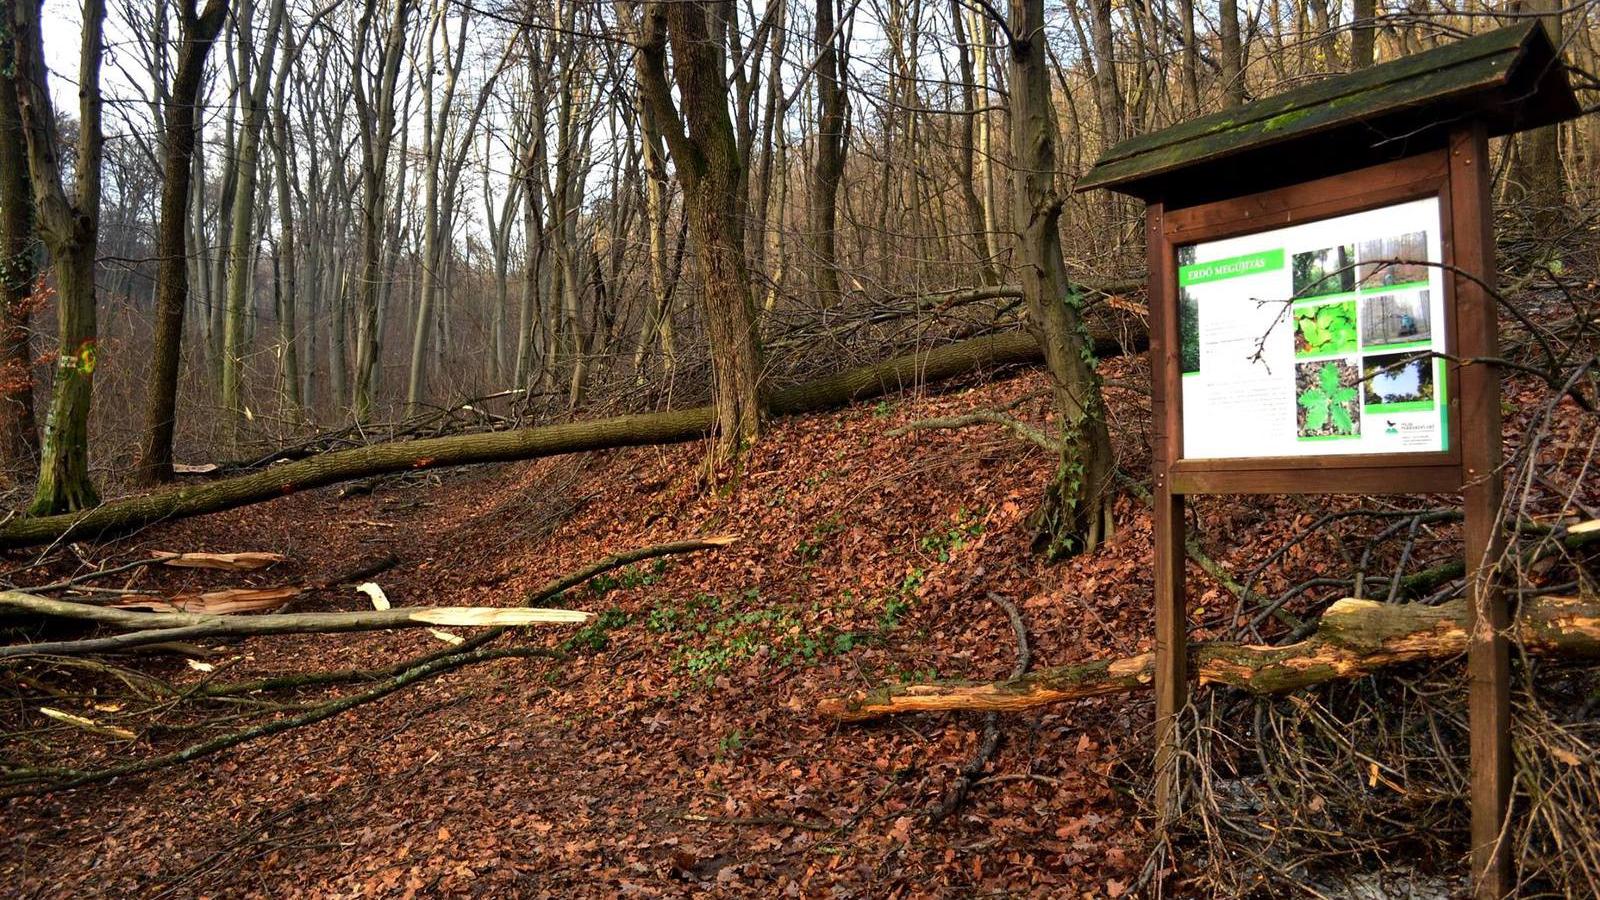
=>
[137,0,229,485]
[405,2,507,413]
[811,0,850,304]
[220,0,287,436]
[633,0,766,463]
[9,0,108,515]
[1007,0,1116,556]
[351,0,413,422]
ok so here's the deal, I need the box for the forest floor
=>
[0,356,1511,897]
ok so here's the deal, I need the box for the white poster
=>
[1177,197,1448,460]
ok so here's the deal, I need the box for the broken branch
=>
[817,593,1600,721]
[0,591,589,659]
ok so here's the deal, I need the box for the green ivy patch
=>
[1294,300,1358,358]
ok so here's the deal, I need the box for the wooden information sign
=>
[1078,23,1581,898]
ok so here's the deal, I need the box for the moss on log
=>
[817,593,1600,721]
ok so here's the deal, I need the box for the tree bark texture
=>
[1009,0,1117,558]
[10,0,107,515]
[137,0,229,485]
[635,0,766,464]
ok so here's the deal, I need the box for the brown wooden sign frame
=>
[1144,123,1511,896]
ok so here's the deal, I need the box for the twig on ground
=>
[927,592,1030,823]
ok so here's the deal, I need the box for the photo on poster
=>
[1361,290,1431,349]
[1295,359,1361,439]
[1177,245,1201,374]
[1293,298,1357,358]
[1363,352,1435,411]
[1358,231,1429,288]
[1179,292,1201,374]
[1292,244,1356,298]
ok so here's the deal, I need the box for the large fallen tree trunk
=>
[817,594,1600,722]
[0,328,1142,549]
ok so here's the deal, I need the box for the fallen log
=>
[0,328,1143,549]
[150,550,286,571]
[0,590,590,658]
[816,594,1600,721]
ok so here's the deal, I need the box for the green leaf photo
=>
[1296,359,1361,439]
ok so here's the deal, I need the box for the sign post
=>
[1078,23,1580,898]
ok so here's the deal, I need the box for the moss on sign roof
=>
[1078,22,1579,200]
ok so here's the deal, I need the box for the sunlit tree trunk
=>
[950,0,999,285]
[811,0,848,305]
[1219,0,1245,105]
[269,15,303,420]
[1009,0,1116,557]
[1178,0,1200,110]
[1350,0,1376,69]
[635,0,765,464]
[632,93,676,381]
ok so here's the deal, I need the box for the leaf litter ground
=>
[1,359,1591,897]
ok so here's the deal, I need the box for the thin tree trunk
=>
[632,97,676,381]
[0,30,40,472]
[351,0,411,423]
[811,0,848,306]
[221,0,287,437]
[1219,0,1245,105]
[950,0,999,285]
[1178,0,1200,110]
[1009,0,1117,557]
[138,0,229,484]
[269,23,302,419]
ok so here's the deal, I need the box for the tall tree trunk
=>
[0,30,40,472]
[1512,0,1566,234]
[950,0,999,285]
[351,0,412,423]
[810,0,848,305]
[1219,0,1245,105]
[632,97,676,381]
[1178,0,1200,110]
[10,0,107,516]
[635,0,765,464]
[1009,0,1116,557]
[971,8,1002,269]
[137,0,229,485]
[269,15,302,420]
[1349,0,1376,69]
[221,0,287,438]
[1085,0,1125,144]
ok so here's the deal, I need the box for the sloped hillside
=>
[6,354,1590,896]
